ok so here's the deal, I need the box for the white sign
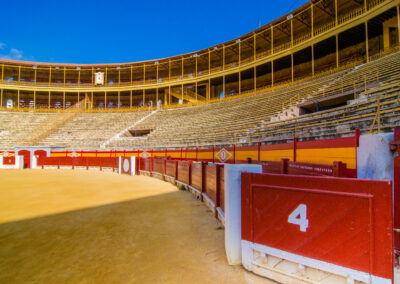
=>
[95,72,104,85]
[140,151,151,158]
[216,148,232,163]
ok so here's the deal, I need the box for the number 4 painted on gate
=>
[288,204,309,232]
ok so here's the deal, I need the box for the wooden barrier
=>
[38,157,119,171]
[219,166,225,213]
[176,160,190,185]
[152,158,164,174]
[241,172,393,283]
[262,159,348,177]
[189,161,205,199]
[165,160,177,179]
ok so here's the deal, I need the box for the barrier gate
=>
[241,173,393,284]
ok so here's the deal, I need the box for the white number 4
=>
[288,204,309,232]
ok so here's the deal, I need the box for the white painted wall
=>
[224,164,262,265]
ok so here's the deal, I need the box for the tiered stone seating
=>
[107,51,400,150]
[0,112,56,150]
[39,111,151,150]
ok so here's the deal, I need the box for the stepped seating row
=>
[39,112,150,150]
[108,51,400,150]
[0,112,56,150]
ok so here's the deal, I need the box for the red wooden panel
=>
[140,158,151,172]
[177,160,190,184]
[3,157,15,165]
[165,160,177,178]
[190,162,203,191]
[219,166,225,212]
[153,159,164,174]
[262,161,284,174]
[205,165,217,203]
[242,173,393,281]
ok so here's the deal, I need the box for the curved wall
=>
[0,0,398,110]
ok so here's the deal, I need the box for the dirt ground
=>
[0,169,273,284]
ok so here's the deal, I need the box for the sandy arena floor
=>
[0,169,273,284]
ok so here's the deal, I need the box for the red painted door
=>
[17,150,31,168]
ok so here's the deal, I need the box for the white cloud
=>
[0,47,33,61]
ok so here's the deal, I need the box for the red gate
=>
[17,150,30,168]
[241,173,393,283]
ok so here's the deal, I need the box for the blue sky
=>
[0,0,309,64]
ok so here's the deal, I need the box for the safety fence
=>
[261,159,348,177]
[37,156,119,171]
[136,157,350,223]
[43,130,359,177]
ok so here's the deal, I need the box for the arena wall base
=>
[188,185,202,199]
[224,164,262,266]
[241,240,390,284]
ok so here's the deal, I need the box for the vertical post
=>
[336,34,339,68]
[365,21,369,62]
[169,60,171,81]
[118,91,120,109]
[271,61,274,87]
[34,69,37,86]
[130,65,133,85]
[63,67,66,87]
[1,64,4,83]
[222,45,225,70]
[253,33,256,61]
[105,92,107,109]
[254,67,257,92]
[223,76,225,98]
[238,40,241,66]
[290,18,293,47]
[18,66,21,85]
[212,145,215,163]
[118,68,121,86]
[105,67,108,86]
[17,90,20,109]
[78,69,80,86]
[0,89,2,107]
[130,90,132,108]
[239,72,241,95]
[63,92,65,109]
[335,0,338,26]
[312,44,315,77]
[208,50,211,74]
[48,91,51,109]
[311,3,314,38]
[143,89,145,106]
[271,26,274,55]
[291,53,294,82]
[397,5,400,44]
[195,55,198,78]
[91,67,94,87]
[33,91,36,110]
[181,57,184,79]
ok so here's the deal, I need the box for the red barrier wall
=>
[241,173,393,282]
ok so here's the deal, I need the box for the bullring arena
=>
[1,0,400,283]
